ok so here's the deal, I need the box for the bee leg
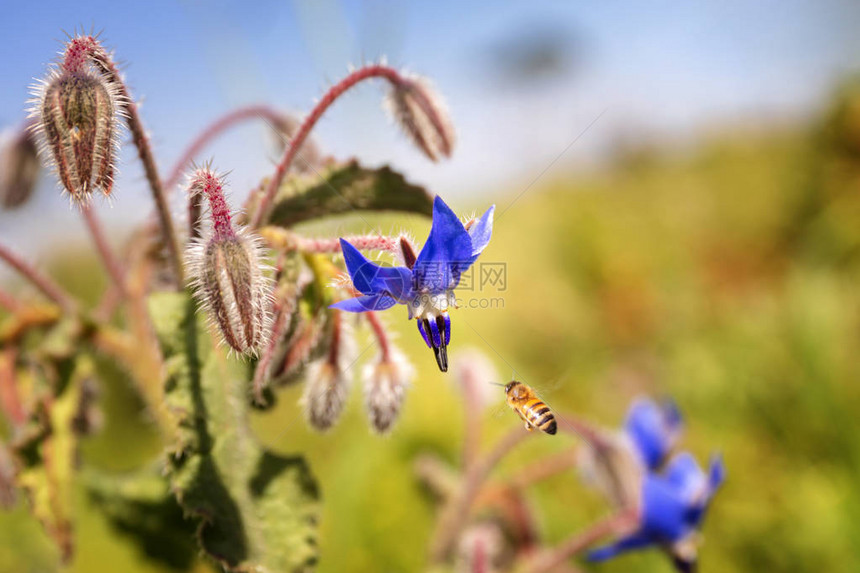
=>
[524,421,534,432]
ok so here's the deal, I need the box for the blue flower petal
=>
[664,452,707,503]
[340,239,413,299]
[625,397,683,470]
[708,453,726,493]
[587,531,653,562]
[641,471,692,542]
[467,205,495,261]
[414,196,473,292]
[330,294,398,313]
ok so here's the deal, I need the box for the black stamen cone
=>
[432,343,448,372]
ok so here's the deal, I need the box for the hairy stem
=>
[522,509,638,573]
[430,428,533,563]
[83,41,184,285]
[0,243,76,313]
[165,105,289,192]
[249,64,408,228]
[365,311,390,361]
[81,203,126,296]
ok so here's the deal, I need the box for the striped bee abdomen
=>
[524,398,558,435]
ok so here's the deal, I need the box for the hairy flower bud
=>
[302,360,350,432]
[185,167,272,354]
[29,48,121,204]
[363,347,414,434]
[0,124,40,209]
[385,75,455,161]
[301,311,352,431]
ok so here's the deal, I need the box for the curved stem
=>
[249,64,408,228]
[165,105,288,192]
[81,203,126,296]
[365,311,390,361]
[522,509,638,573]
[87,48,184,285]
[430,428,533,563]
[0,243,76,313]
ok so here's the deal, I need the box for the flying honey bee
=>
[500,380,557,435]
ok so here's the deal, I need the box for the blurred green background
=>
[3,2,860,572]
[5,80,860,572]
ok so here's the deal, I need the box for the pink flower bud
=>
[385,75,455,161]
[0,124,40,209]
[363,347,414,434]
[185,167,272,354]
[29,39,121,204]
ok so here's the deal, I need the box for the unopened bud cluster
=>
[185,167,272,354]
[385,75,455,162]
[29,35,122,204]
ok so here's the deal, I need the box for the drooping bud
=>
[301,311,351,431]
[363,346,414,434]
[0,123,40,209]
[385,75,455,161]
[185,167,272,354]
[29,37,121,204]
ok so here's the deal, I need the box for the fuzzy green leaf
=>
[148,292,319,573]
[85,465,196,569]
[250,159,434,228]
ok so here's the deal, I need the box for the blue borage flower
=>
[588,452,725,572]
[331,196,494,372]
[625,397,683,470]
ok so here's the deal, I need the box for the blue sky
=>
[1,0,859,259]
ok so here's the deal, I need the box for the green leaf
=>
[84,465,197,570]
[13,356,91,563]
[149,292,320,572]
[250,159,434,228]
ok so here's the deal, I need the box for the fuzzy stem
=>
[365,311,390,361]
[430,428,533,563]
[164,105,288,192]
[249,64,408,228]
[300,235,400,254]
[81,203,127,295]
[73,37,184,285]
[522,509,638,573]
[0,243,76,313]
[252,277,296,405]
[510,448,579,489]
